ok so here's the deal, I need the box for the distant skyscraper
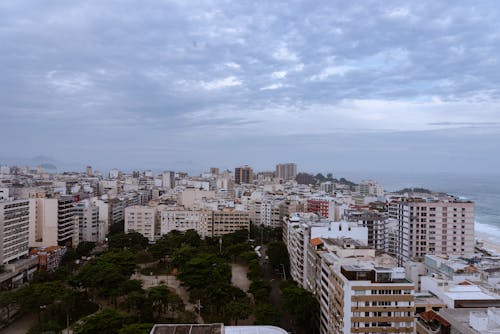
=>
[234,165,253,185]
[275,163,297,181]
[85,166,93,177]
[162,171,175,189]
[210,167,219,175]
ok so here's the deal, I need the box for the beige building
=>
[275,163,297,181]
[178,188,216,209]
[396,198,475,265]
[124,206,158,242]
[29,195,79,248]
[309,239,415,334]
[210,208,250,237]
[0,199,30,264]
[160,208,211,238]
[235,165,253,185]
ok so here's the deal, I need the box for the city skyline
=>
[2,1,500,173]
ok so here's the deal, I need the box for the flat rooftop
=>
[150,324,222,334]
[150,325,288,334]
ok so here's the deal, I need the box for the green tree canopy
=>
[73,309,130,334]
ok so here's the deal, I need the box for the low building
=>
[149,324,288,334]
[30,246,67,272]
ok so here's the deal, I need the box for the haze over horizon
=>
[2,1,500,173]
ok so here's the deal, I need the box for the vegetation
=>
[313,173,357,190]
[395,187,433,194]
[281,281,319,334]
[0,224,316,333]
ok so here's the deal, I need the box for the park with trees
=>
[0,225,318,334]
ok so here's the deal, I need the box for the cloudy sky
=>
[1,1,500,174]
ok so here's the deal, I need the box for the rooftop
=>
[149,325,288,334]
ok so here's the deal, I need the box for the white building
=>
[160,208,211,238]
[0,200,30,264]
[284,214,368,288]
[162,171,175,189]
[124,206,157,242]
[109,168,119,179]
[0,188,9,201]
[75,200,107,243]
[358,180,384,197]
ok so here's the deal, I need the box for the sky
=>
[1,1,500,174]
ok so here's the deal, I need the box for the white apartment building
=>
[0,188,9,201]
[284,214,368,288]
[306,237,415,334]
[160,208,211,238]
[396,198,475,265]
[109,168,119,179]
[29,195,79,248]
[75,200,107,243]
[323,261,414,334]
[344,209,387,251]
[260,201,281,228]
[0,199,30,264]
[358,180,384,197]
[162,171,175,189]
[125,206,157,242]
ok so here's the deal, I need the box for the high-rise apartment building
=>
[234,165,253,185]
[85,166,93,177]
[396,198,475,265]
[275,163,297,181]
[0,200,30,264]
[323,261,415,334]
[124,206,157,242]
[29,195,79,247]
[358,180,384,197]
[75,200,106,243]
[162,171,175,189]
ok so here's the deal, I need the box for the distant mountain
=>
[0,155,84,172]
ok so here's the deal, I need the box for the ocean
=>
[337,171,500,240]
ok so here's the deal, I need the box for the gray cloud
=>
[1,1,500,172]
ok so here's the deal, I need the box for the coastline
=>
[475,223,500,254]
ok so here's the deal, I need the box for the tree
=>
[267,241,289,271]
[0,290,17,322]
[73,309,129,334]
[74,250,136,299]
[118,323,153,334]
[249,280,271,303]
[254,303,281,326]
[108,232,149,252]
[17,281,69,313]
[76,241,96,257]
[314,173,326,183]
[282,285,319,333]
[225,299,252,325]
[147,285,184,320]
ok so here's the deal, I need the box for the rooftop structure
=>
[149,324,288,334]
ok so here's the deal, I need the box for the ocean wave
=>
[475,221,500,240]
